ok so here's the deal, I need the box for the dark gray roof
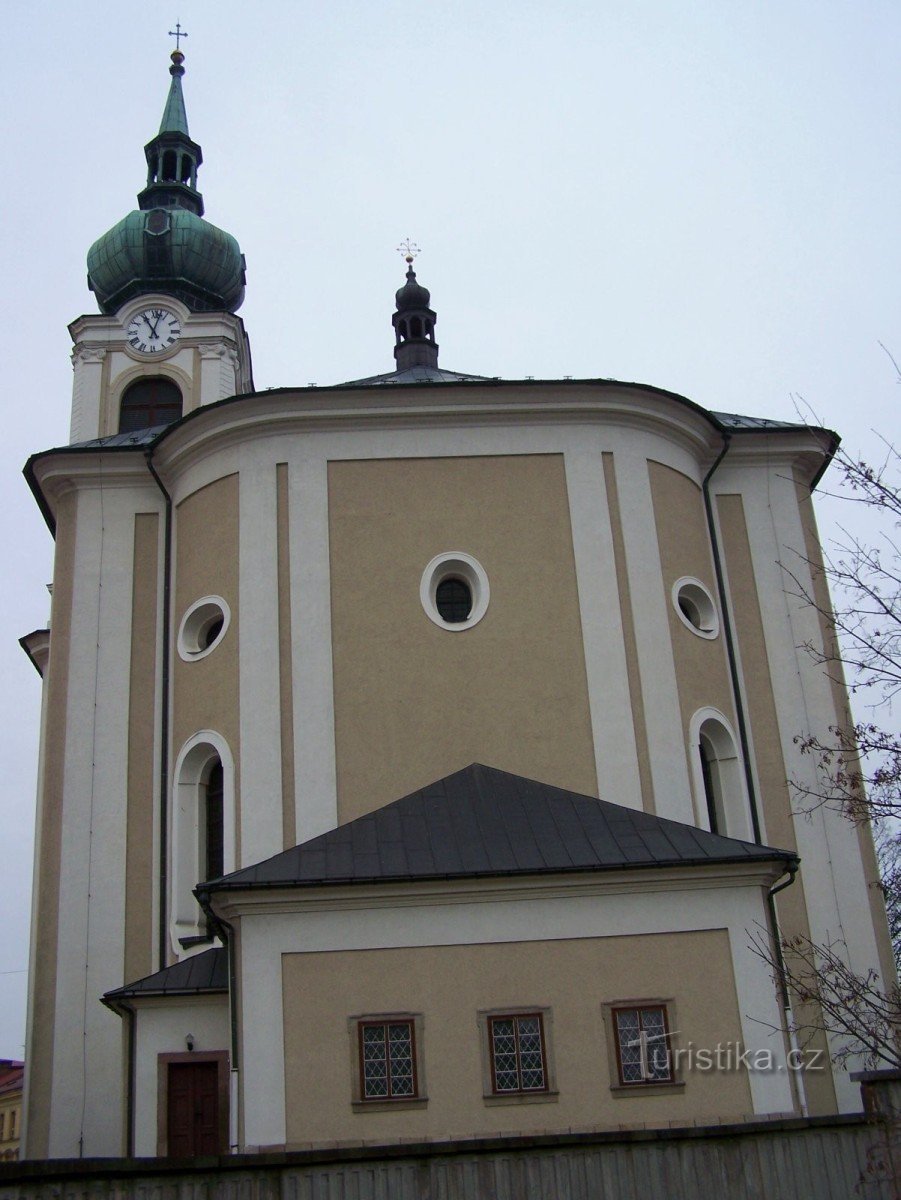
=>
[103,947,227,1002]
[711,411,807,432]
[203,764,796,894]
[68,425,168,450]
[342,365,494,386]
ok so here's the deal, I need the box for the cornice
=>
[26,377,834,530]
[205,859,786,924]
[150,382,735,482]
[28,451,163,527]
[19,629,50,678]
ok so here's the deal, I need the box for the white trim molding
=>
[170,730,236,956]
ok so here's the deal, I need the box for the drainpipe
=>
[702,435,762,845]
[145,446,173,971]
[768,864,809,1116]
[703,434,807,1115]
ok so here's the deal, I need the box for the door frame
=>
[157,1050,229,1157]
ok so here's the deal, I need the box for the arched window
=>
[171,734,235,955]
[119,377,182,433]
[698,733,722,834]
[202,760,224,882]
[690,712,753,841]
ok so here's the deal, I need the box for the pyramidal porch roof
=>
[103,946,227,1004]
[201,763,797,895]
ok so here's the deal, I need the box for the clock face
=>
[126,307,182,355]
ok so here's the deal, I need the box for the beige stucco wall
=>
[281,930,752,1145]
[328,455,597,822]
[172,475,241,853]
[648,462,736,766]
[125,514,160,984]
[25,490,77,1157]
[276,464,296,851]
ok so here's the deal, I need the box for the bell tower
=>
[68,44,253,444]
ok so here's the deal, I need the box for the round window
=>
[178,596,231,661]
[421,553,490,631]
[672,578,719,639]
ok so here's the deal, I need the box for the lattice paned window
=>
[613,1005,673,1085]
[488,1013,548,1094]
[359,1020,417,1100]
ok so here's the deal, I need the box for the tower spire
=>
[393,242,439,370]
[158,47,190,136]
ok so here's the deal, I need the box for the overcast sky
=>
[0,1,897,1059]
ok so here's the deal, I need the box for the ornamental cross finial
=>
[168,22,188,50]
[397,238,421,266]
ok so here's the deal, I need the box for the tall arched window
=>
[690,710,753,841]
[171,733,235,955]
[118,377,182,433]
[699,732,723,834]
[202,760,224,883]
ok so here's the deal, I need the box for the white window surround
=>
[420,552,490,631]
[177,595,231,662]
[688,707,753,841]
[170,731,236,957]
[671,576,719,639]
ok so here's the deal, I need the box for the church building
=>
[19,48,894,1159]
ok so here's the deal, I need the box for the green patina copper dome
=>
[86,49,246,315]
[88,208,245,314]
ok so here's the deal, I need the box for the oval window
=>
[672,577,719,639]
[420,553,490,631]
[178,596,231,661]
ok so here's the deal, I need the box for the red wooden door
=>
[167,1061,221,1156]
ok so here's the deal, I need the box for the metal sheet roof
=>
[204,763,797,893]
[103,946,227,1001]
[342,365,494,386]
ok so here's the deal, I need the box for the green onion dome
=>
[87,207,246,314]
[86,49,246,315]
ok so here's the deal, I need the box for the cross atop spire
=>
[397,238,421,266]
[168,22,188,51]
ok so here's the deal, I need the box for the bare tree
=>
[876,826,901,976]
[750,927,900,1070]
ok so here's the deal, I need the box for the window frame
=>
[478,1006,558,1105]
[348,1013,427,1111]
[602,999,684,1095]
[118,375,183,433]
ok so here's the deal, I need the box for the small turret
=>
[392,247,439,370]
